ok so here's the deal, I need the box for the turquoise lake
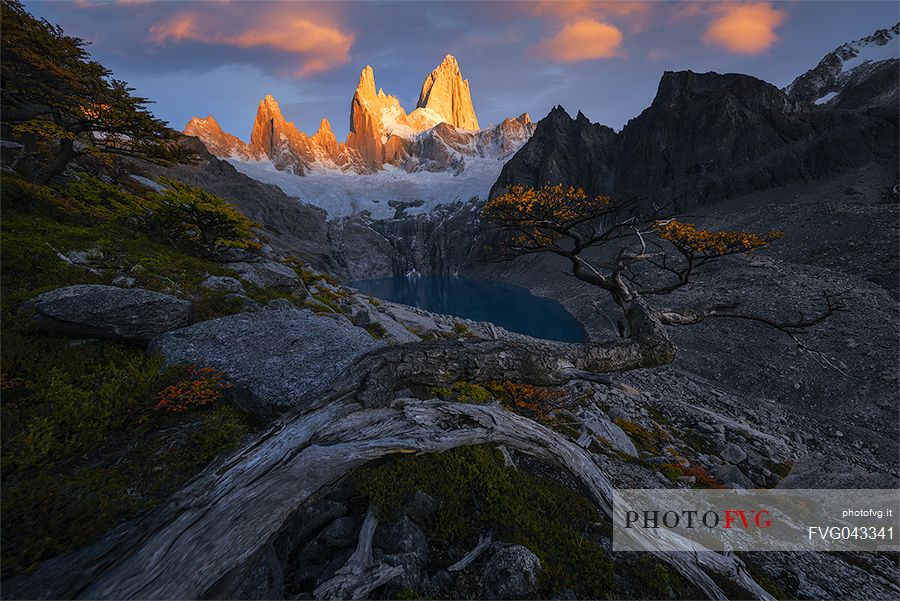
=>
[350,276,586,343]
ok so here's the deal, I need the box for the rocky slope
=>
[126,137,339,271]
[784,23,898,108]
[473,161,899,467]
[185,55,533,177]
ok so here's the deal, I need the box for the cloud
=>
[532,1,652,32]
[702,3,785,55]
[537,19,624,62]
[148,7,354,76]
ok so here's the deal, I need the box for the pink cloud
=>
[702,2,786,55]
[532,1,653,32]
[148,7,354,76]
[537,19,624,62]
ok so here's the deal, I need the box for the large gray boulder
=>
[481,543,542,599]
[149,309,385,418]
[26,285,191,342]
[581,411,639,457]
[225,260,298,289]
[711,464,754,489]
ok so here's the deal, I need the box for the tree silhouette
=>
[0,1,192,182]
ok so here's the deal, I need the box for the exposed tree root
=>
[7,398,773,601]
[313,507,402,600]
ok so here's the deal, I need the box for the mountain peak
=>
[416,54,479,130]
[357,65,377,100]
[183,114,256,161]
[185,115,221,131]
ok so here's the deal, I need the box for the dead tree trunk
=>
[331,294,676,408]
[7,398,772,601]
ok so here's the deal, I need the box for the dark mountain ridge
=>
[492,69,898,211]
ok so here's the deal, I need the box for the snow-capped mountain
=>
[184,55,534,179]
[784,23,899,107]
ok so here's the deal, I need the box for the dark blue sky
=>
[24,1,899,140]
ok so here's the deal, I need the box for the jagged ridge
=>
[184,55,533,176]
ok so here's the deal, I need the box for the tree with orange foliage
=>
[481,184,846,371]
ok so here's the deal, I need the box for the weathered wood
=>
[329,295,675,408]
[7,398,772,601]
[313,507,402,600]
[447,531,494,572]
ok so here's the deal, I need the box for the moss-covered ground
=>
[0,173,265,577]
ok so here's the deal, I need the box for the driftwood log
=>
[8,395,773,601]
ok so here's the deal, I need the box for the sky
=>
[23,1,900,141]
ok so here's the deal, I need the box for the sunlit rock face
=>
[416,54,480,130]
[184,54,533,176]
[184,115,258,161]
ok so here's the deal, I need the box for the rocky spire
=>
[183,115,256,160]
[249,95,305,159]
[346,65,386,171]
[310,117,340,159]
[416,54,479,130]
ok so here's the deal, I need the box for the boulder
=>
[711,464,754,489]
[374,516,429,559]
[481,543,542,599]
[62,248,103,266]
[720,443,748,465]
[149,309,385,419]
[201,275,245,294]
[403,490,440,520]
[265,298,297,311]
[26,285,191,342]
[225,260,298,289]
[318,517,359,549]
[379,551,425,591]
[224,294,264,313]
[583,413,638,457]
[386,305,438,332]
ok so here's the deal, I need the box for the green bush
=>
[191,405,254,464]
[0,330,256,576]
[365,322,388,339]
[0,173,269,579]
[1,332,163,469]
[427,381,491,404]
[151,178,261,258]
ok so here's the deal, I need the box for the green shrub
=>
[452,322,472,337]
[365,322,388,339]
[427,381,491,404]
[191,405,253,464]
[312,290,345,313]
[1,334,163,469]
[0,173,268,579]
[151,178,261,258]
